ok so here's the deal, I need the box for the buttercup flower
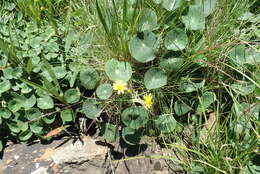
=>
[143,93,153,109]
[113,80,128,94]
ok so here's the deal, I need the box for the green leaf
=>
[0,79,11,94]
[8,99,22,113]
[100,123,119,142]
[162,0,182,11]
[122,127,142,145]
[129,31,159,63]
[155,114,177,133]
[0,140,3,152]
[105,59,132,81]
[96,83,113,100]
[37,96,54,109]
[180,79,205,92]
[23,94,36,110]
[121,106,148,129]
[231,81,255,96]
[0,108,12,119]
[42,114,56,124]
[229,46,260,66]
[164,28,188,51]
[7,122,20,133]
[19,130,33,141]
[144,68,167,89]
[195,0,217,17]
[137,8,157,31]
[53,66,67,79]
[160,58,184,73]
[26,108,41,121]
[174,101,192,116]
[197,92,216,113]
[81,99,102,119]
[64,89,81,104]
[60,109,74,123]
[80,67,100,90]
[30,121,43,134]
[182,5,205,30]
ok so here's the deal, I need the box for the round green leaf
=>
[144,68,167,89]
[155,114,177,133]
[122,127,142,145]
[160,58,184,73]
[0,79,11,94]
[182,5,205,30]
[0,140,3,152]
[195,0,217,17]
[30,121,43,134]
[42,114,56,124]
[231,81,255,96]
[0,108,12,119]
[26,108,41,121]
[23,94,36,110]
[60,109,74,123]
[37,96,54,109]
[53,66,67,79]
[19,130,33,141]
[105,59,132,81]
[174,101,192,116]
[7,122,20,133]
[80,68,100,90]
[8,99,22,112]
[96,83,113,100]
[164,28,188,51]
[229,46,260,66]
[17,121,29,132]
[180,79,205,92]
[197,92,216,114]
[121,106,148,129]
[129,31,159,63]
[162,0,182,11]
[137,8,157,31]
[100,123,119,143]
[64,88,81,104]
[81,99,102,119]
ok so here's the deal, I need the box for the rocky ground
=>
[0,136,184,174]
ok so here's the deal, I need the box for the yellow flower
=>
[113,80,128,94]
[143,93,153,109]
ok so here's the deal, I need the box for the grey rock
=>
[31,167,49,174]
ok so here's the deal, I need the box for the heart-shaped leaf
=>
[160,58,184,73]
[80,67,100,90]
[137,8,157,31]
[121,106,148,129]
[195,0,217,17]
[122,127,142,145]
[182,5,205,30]
[26,108,41,121]
[8,99,22,113]
[37,95,54,109]
[155,114,177,133]
[164,28,188,51]
[197,92,216,113]
[174,101,192,116]
[60,109,74,123]
[0,79,11,94]
[100,123,119,142]
[81,99,102,119]
[229,46,260,66]
[129,31,159,63]
[144,68,167,89]
[64,88,81,104]
[42,114,56,124]
[19,130,33,141]
[23,94,36,110]
[30,121,43,134]
[105,59,132,81]
[96,83,113,100]
[0,108,12,119]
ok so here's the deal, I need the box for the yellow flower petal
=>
[113,80,128,94]
[143,93,153,109]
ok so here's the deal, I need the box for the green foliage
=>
[144,68,167,89]
[96,83,113,100]
[80,67,100,90]
[121,106,148,129]
[122,127,142,145]
[155,114,177,133]
[64,89,81,104]
[81,99,102,119]
[105,59,132,81]
[100,123,119,142]
[61,109,74,124]
[164,28,188,51]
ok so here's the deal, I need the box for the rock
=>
[31,167,49,174]
[51,136,108,165]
